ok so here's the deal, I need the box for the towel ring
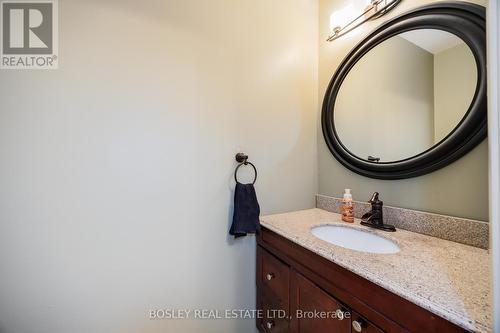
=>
[234,162,257,184]
[234,153,257,184]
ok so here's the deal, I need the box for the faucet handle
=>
[368,192,383,208]
[368,192,384,205]
[369,192,379,203]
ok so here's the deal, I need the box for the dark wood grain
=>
[260,248,290,310]
[290,270,351,333]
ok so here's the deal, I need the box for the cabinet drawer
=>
[260,247,290,307]
[351,311,385,333]
[259,290,289,333]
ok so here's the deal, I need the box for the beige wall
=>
[434,43,478,141]
[0,1,318,332]
[336,36,435,162]
[318,0,489,221]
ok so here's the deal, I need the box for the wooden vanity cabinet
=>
[256,227,468,333]
[257,244,356,333]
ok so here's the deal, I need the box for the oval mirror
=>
[322,2,487,179]
[335,30,477,163]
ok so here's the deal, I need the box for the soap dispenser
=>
[341,189,354,223]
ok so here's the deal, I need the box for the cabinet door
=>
[290,271,350,333]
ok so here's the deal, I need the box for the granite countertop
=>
[260,208,492,333]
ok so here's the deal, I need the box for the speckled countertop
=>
[260,208,492,333]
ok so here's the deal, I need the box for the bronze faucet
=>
[360,192,396,232]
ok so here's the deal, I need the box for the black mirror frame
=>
[321,2,487,180]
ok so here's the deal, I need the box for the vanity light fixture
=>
[327,0,402,42]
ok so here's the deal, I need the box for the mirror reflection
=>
[334,29,477,162]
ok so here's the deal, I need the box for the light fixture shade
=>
[329,0,371,32]
[327,0,401,41]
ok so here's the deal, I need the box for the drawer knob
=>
[352,319,366,332]
[335,309,345,320]
[266,320,275,329]
[266,273,275,281]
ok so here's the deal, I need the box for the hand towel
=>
[229,182,260,238]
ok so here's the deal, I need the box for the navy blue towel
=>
[229,182,261,238]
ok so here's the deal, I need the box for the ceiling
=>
[399,29,464,54]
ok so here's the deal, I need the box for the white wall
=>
[0,1,318,332]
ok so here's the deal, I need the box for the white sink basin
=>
[311,225,400,254]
